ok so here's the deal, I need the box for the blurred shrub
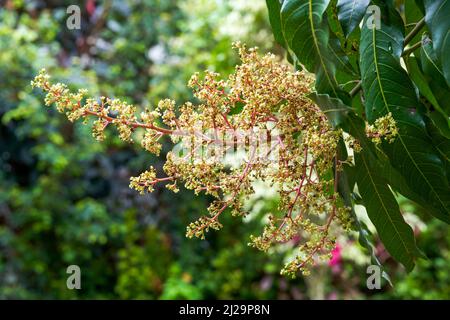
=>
[0,0,306,299]
[387,220,450,299]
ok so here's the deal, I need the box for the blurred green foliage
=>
[0,0,301,299]
[0,0,448,299]
[393,220,450,299]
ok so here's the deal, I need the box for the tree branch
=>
[404,18,425,47]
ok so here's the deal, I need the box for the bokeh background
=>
[0,0,448,299]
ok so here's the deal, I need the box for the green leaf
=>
[280,0,330,72]
[326,2,359,82]
[428,111,450,140]
[377,150,444,217]
[420,33,450,116]
[313,93,444,271]
[266,0,287,48]
[405,0,427,47]
[311,94,417,271]
[314,94,401,277]
[405,54,450,138]
[415,0,425,14]
[360,5,450,223]
[280,0,351,96]
[424,0,450,86]
[309,92,352,128]
[347,152,419,272]
[312,93,447,221]
[336,140,391,284]
[337,0,370,38]
[312,94,419,271]
[406,55,441,112]
[425,115,450,181]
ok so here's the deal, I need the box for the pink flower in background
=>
[86,0,96,16]
[327,292,338,300]
[328,244,342,273]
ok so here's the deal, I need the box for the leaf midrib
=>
[371,27,448,213]
[308,0,338,96]
[423,43,445,78]
[359,153,414,266]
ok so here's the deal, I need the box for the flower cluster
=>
[32,43,353,277]
[365,112,398,145]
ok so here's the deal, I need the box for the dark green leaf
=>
[327,1,362,72]
[312,93,450,271]
[266,0,287,48]
[280,0,352,96]
[406,55,441,113]
[347,152,419,272]
[420,34,450,116]
[309,92,352,128]
[360,6,450,223]
[336,140,391,284]
[312,93,420,271]
[425,115,450,182]
[337,0,370,38]
[313,94,405,275]
[428,111,450,140]
[405,0,427,47]
[405,55,450,137]
[424,0,450,86]
[312,94,447,221]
